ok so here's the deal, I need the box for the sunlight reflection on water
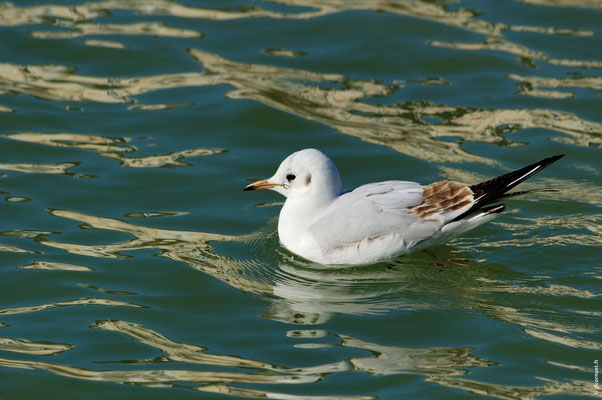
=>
[1,51,601,165]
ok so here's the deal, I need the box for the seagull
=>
[244,149,563,265]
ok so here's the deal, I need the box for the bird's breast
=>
[277,199,325,259]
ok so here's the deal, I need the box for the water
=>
[0,1,600,398]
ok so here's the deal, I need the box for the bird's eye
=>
[286,174,296,181]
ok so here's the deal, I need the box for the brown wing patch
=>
[410,181,474,220]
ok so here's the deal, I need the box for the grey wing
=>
[307,181,437,250]
[308,180,477,252]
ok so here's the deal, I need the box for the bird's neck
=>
[281,193,333,221]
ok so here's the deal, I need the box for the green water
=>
[0,1,600,399]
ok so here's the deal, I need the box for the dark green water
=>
[0,1,600,399]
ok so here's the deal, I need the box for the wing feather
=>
[307,181,429,251]
[410,181,475,224]
[307,180,477,257]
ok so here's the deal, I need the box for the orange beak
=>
[243,178,278,191]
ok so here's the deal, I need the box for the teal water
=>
[0,1,600,399]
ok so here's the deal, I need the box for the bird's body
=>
[244,149,563,265]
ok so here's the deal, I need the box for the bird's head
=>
[244,148,342,202]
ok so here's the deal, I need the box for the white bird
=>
[244,149,563,265]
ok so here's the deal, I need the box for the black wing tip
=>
[472,153,564,193]
[529,154,565,176]
[522,154,565,173]
[543,154,565,165]
[452,154,564,223]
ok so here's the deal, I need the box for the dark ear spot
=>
[305,174,312,185]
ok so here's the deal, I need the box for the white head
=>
[244,149,342,202]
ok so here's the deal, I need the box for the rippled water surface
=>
[0,1,600,399]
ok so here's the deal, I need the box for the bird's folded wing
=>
[307,181,432,250]
[308,180,476,251]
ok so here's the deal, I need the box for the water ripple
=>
[1,50,599,164]
[16,261,94,272]
[2,132,225,172]
[0,298,145,316]
[0,161,94,178]
[31,22,203,39]
[7,208,596,339]
[0,205,598,397]
[430,37,602,69]
[0,338,74,356]
[509,74,602,99]
[1,0,598,74]
[0,319,591,399]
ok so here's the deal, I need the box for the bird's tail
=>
[451,154,564,222]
